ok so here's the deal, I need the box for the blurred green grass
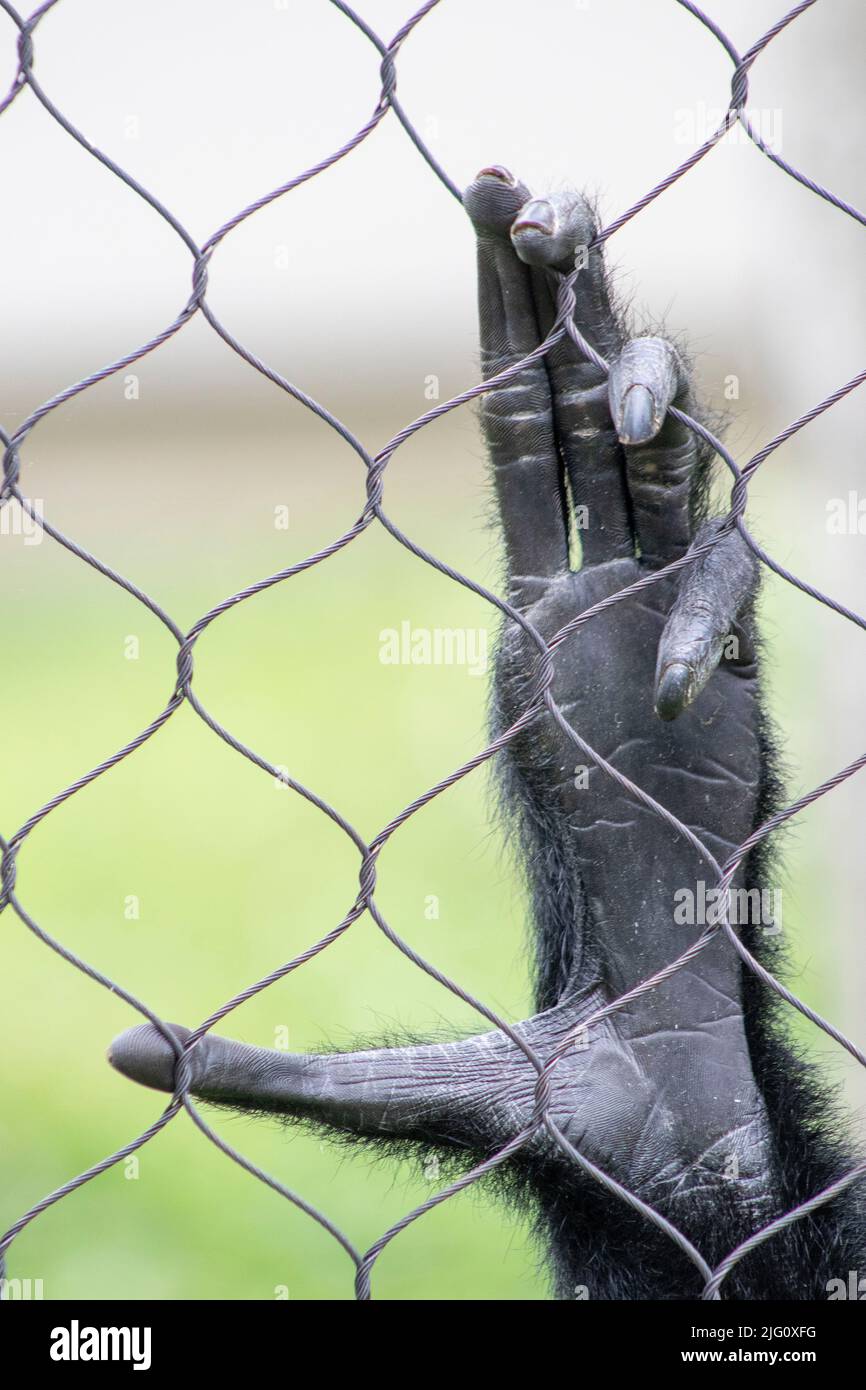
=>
[1,404,550,1300]
[1,395,860,1301]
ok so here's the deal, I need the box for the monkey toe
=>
[108,1022,191,1093]
[463,165,531,235]
[510,189,598,272]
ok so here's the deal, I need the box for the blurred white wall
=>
[2,0,864,409]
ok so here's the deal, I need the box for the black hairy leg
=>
[108,167,865,1300]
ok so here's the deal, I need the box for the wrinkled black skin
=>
[109,170,866,1300]
[497,648,859,1301]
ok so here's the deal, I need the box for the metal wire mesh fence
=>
[2,0,866,1301]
